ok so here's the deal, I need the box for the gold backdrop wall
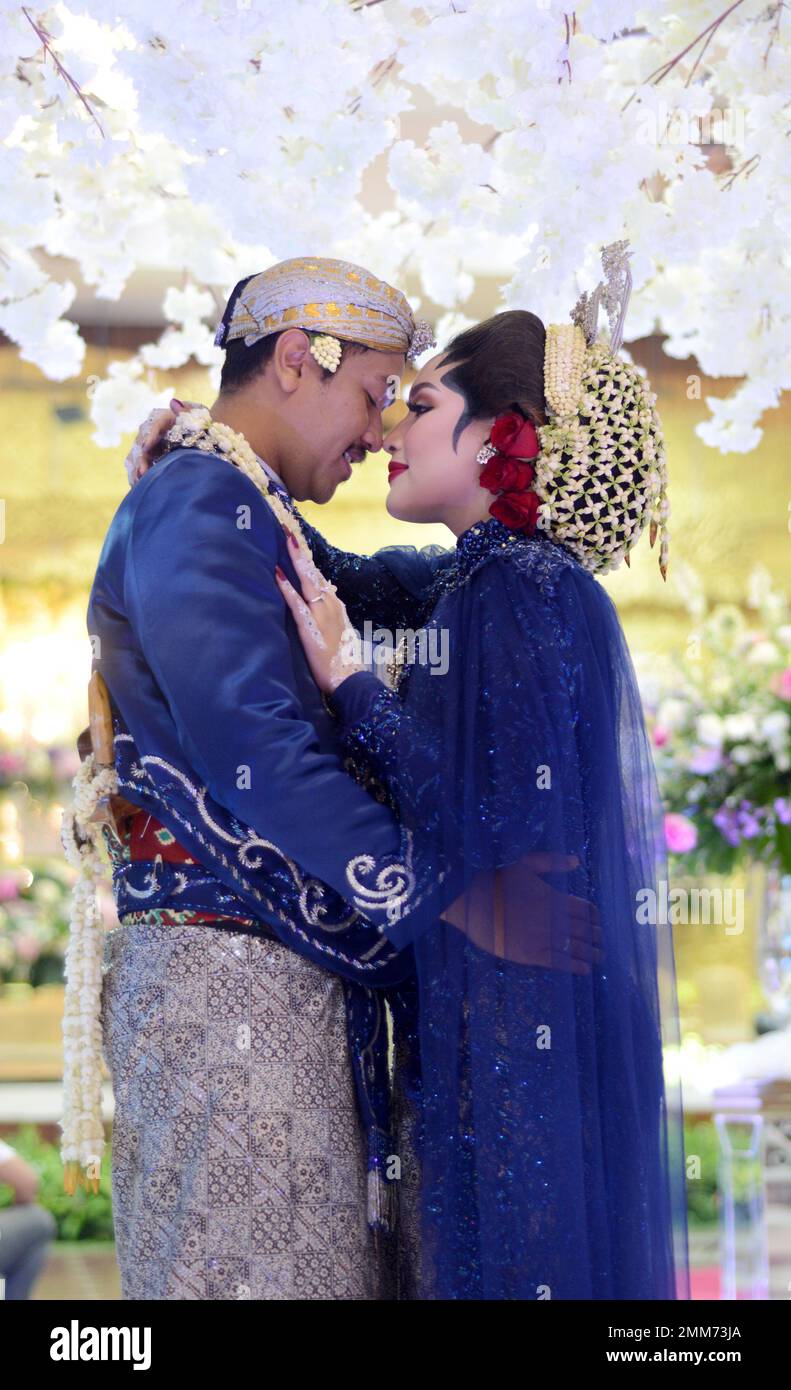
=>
[2,335,788,616]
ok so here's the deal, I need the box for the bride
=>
[127,247,689,1301]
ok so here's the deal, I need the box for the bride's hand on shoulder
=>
[123,398,202,486]
[275,530,366,695]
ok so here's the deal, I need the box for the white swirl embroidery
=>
[123,862,161,898]
[345,829,417,925]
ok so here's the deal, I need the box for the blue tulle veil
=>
[374,535,690,1299]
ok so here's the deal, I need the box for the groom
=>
[91,258,439,1301]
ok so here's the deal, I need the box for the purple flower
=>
[688,746,722,775]
[736,800,763,839]
[774,797,791,825]
[714,806,742,847]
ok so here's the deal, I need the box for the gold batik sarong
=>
[100,920,410,1300]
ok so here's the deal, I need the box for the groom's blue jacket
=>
[88,446,447,986]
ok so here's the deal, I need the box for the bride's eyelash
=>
[406,401,429,415]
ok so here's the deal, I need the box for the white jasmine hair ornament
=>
[536,239,670,579]
[308,333,343,372]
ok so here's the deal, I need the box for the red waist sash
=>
[123,809,256,928]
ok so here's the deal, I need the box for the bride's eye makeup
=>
[406,400,430,415]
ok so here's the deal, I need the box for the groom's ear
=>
[272,328,314,394]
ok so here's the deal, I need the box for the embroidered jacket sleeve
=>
[299,514,455,633]
[124,453,449,934]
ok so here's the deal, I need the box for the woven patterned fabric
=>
[99,919,412,1300]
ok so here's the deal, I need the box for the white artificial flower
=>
[651,697,686,732]
[723,713,759,743]
[746,640,780,666]
[696,398,764,455]
[89,360,172,447]
[730,744,762,766]
[761,711,791,744]
[140,324,221,371]
[696,713,725,748]
[23,318,86,380]
[709,675,734,699]
[0,0,787,456]
[0,278,85,379]
[162,284,217,327]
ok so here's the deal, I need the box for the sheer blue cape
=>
[333,521,690,1300]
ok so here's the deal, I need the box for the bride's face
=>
[382,353,494,532]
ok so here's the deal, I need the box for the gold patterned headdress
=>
[535,240,670,579]
[215,256,436,366]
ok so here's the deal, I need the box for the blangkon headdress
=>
[215,256,436,368]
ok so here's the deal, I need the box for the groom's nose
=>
[360,414,384,454]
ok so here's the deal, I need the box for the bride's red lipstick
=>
[388,461,409,482]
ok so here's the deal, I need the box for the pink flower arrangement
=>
[13,934,42,964]
[770,668,791,702]
[0,874,21,903]
[664,813,698,854]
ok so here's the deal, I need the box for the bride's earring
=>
[476,441,498,467]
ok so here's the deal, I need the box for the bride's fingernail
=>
[274,564,285,580]
[287,531,298,549]
[170,398,185,409]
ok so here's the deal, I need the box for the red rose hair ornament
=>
[476,410,542,533]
